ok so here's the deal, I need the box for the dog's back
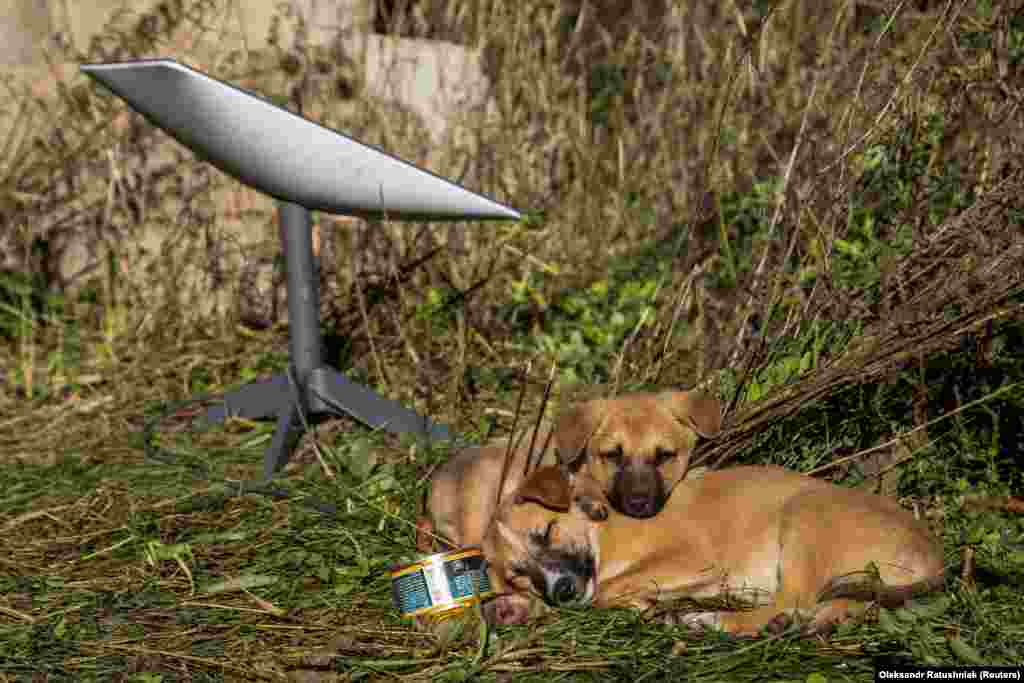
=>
[424,425,558,550]
[605,465,943,610]
[479,462,944,634]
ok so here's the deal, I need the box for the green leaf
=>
[890,607,918,623]
[201,574,278,595]
[800,350,814,374]
[835,239,863,257]
[877,607,902,635]
[54,616,67,639]
[948,636,986,664]
[780,355,801,380]
[903,596,951,620]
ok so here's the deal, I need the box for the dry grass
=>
[2,0,1024,680]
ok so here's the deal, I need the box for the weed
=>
[2,0,1024,680]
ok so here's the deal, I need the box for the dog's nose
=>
[551,577,577,605]
[624,495,655,518]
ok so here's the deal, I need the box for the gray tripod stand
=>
[82,59,520,480]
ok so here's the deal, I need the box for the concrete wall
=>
[0,0,376,62]
[0,0,498,322]
[1,0,489,153]
[0,0,53,64]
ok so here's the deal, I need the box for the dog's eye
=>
[654,449,677,466]
[532,521,557,546]
[528,521,558,547]
[601,447,624,465]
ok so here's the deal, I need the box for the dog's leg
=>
[675,583,828,637]
[805,598,869,634]
[415,517,435,553]
[737,598,869,636]
[690,597,866,637]
[689,601,803,637]
[657,603,791,636]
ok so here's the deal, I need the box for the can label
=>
[390,547,494,618]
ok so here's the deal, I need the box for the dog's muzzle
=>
[522,545,597,608]
[540,572,594,607]
[611,467,667,518]
[621,494,658,518]
[536,559,596,607]
[551,576,578,605]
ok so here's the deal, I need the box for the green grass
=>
[2,382,1023,682]
[3,0,1024,680]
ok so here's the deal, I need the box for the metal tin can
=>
[390,547,494,619]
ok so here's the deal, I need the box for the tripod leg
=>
[192,201,457,482]
[197,374,291,425]
[309,366,455,445]
[263,399,303,480]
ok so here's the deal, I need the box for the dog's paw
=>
[573,494,609,522]
[414,517,435,553]
[764,611,794,635]
[680,611,722,632]
[483,595,532,626]
[656,610,722,631]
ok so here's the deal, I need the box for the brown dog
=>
[417,421,562,552]
[417,390,720,552]
[480,465,945,635]
[556,391,721,518]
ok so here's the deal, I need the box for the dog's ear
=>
[495,519,529,557]
[663,391,722,438]
[514,466,571,511]
[553,402,602,473]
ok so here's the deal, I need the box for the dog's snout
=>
[611,467,667,518]
[623,495,656,518]
[551,576,577,605]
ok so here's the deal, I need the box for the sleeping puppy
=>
[480,465,945,636]
[555,391,721,518]
[416,421,564,552]
[417,390,722,553]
